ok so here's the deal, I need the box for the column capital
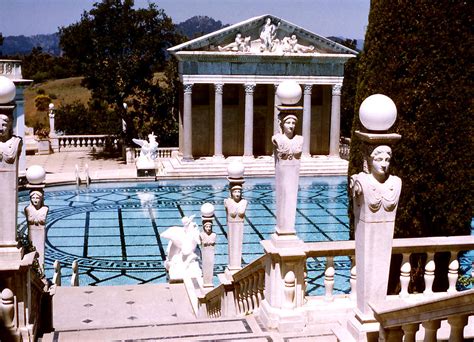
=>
[183,83,194,94]
[304,84,313,95]
[332,83,342,96]
[244,83,256,94]
[214,83,224,94]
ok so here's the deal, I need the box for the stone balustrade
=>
[57,135,119,152]
[132,147,179,159]
[0,60,23,79]
[339,136,351,160]
[371,288,474,341]
[198,235,474,323]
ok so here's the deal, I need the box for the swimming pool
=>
[17,176,351,295]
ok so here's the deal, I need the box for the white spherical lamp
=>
[276,81,302,105]
[0,76,16,104]
[227,161,245,180]
[359,94,397,131]
[26,165,46,185]
[201,202,215,218]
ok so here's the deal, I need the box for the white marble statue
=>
[272,113,303,234]
[350,145,402,219]
[24,190,49,270]
[224,184,248,271]
[200,221,217,287]
[282,35,315,53]
[218,33,251,52]
[0,113,22,170]
[132,132,159,169]
[161,215,202,281]
[260,17,280,52]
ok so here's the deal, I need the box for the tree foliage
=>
[21,47,78,82]
[349,1,473,237]
[59,0,182,144]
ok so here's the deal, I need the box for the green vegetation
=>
[349,1,472,238]
[58,0,183,145]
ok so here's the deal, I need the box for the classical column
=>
[329,84,342,156]
[302,84,313,157]
[273,83,281,134]
[214,83,224,158]
[243,83,255,158]
[13,86,27,176]
[183,83,193,161]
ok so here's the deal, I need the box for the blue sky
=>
[0,0,370,39]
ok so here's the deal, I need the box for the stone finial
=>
[26,164,46,185]
[1,288,15,328]
[276,81,302,105]
[53,260,62,286]
[359,94,397,132]
[71,260,79,286]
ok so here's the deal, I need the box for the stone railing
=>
[197,236,474,323]
[371,288,474,341]
[57,135,119,152]
[198,255,267,318]
[339,136,351,160]
[132,147,179,159]
[0,59,23,79]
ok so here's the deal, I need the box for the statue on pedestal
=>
[0,113,22,170]
[272,112,303,234]
[162,215,202,281]
[224,183,247,271]
[25,189,49,271]
[200,203,217,288]
[132,132,159,173]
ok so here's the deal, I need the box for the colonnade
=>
[181,82,342,161]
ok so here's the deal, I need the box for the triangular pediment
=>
[169,14,357,55]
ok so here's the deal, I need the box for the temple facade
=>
[168,14,357,160]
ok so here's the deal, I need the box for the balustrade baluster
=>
[324,256,335,302]
[283,271,296,309]
[350,259,357,301]
[402,323,419,342]
[71,260,79,286]
[52,260,62,286]
[258,270,265,301]
[235,283,244,314]
[447,315,468,342]
[252,273,259,308]
[422,319,440,341]
[447,257,459,294]
[380,327,404,342]
[1,288,15,329]
[424,252,435,295]
[243,278,250,313]
[399,253,411,298]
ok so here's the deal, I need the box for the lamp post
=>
[348,94,402,340]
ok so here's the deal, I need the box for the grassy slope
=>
[25,77,91,128]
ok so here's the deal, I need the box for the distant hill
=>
[176,15,229,39]
[1,33,61,56]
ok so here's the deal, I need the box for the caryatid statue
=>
[271,81,304,236]
[24,165,49,272]
[224,161,247,272]
[0,76,23,255]
[200,203,217,288]
[349,94,402,320]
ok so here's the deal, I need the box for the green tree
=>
[349,1,473,238]
[59,0,181,144]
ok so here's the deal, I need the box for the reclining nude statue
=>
[161,215,202,281]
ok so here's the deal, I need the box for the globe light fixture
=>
[276,80,302,105]
[359,94,397,132]
[0,76,16,104]
[26,165,46,185]
[201,202,215,219]
[227,161,245,180]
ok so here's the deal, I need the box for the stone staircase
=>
[162,155,348,179]
[39,284,346,342]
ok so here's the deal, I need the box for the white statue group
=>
[218,17,315,54]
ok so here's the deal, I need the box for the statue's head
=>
[148,132,157,143]
[182,214,195,228]
[203,221,213,235]
[230,185,242,202]
[369,145,392,181]
[266,17,272,24]
[279,114,297,137]
[0,114,11,142]
[29,190,44,208]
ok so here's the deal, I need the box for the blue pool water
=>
[17,176,351,295]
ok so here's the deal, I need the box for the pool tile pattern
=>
[17,177,350,295]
